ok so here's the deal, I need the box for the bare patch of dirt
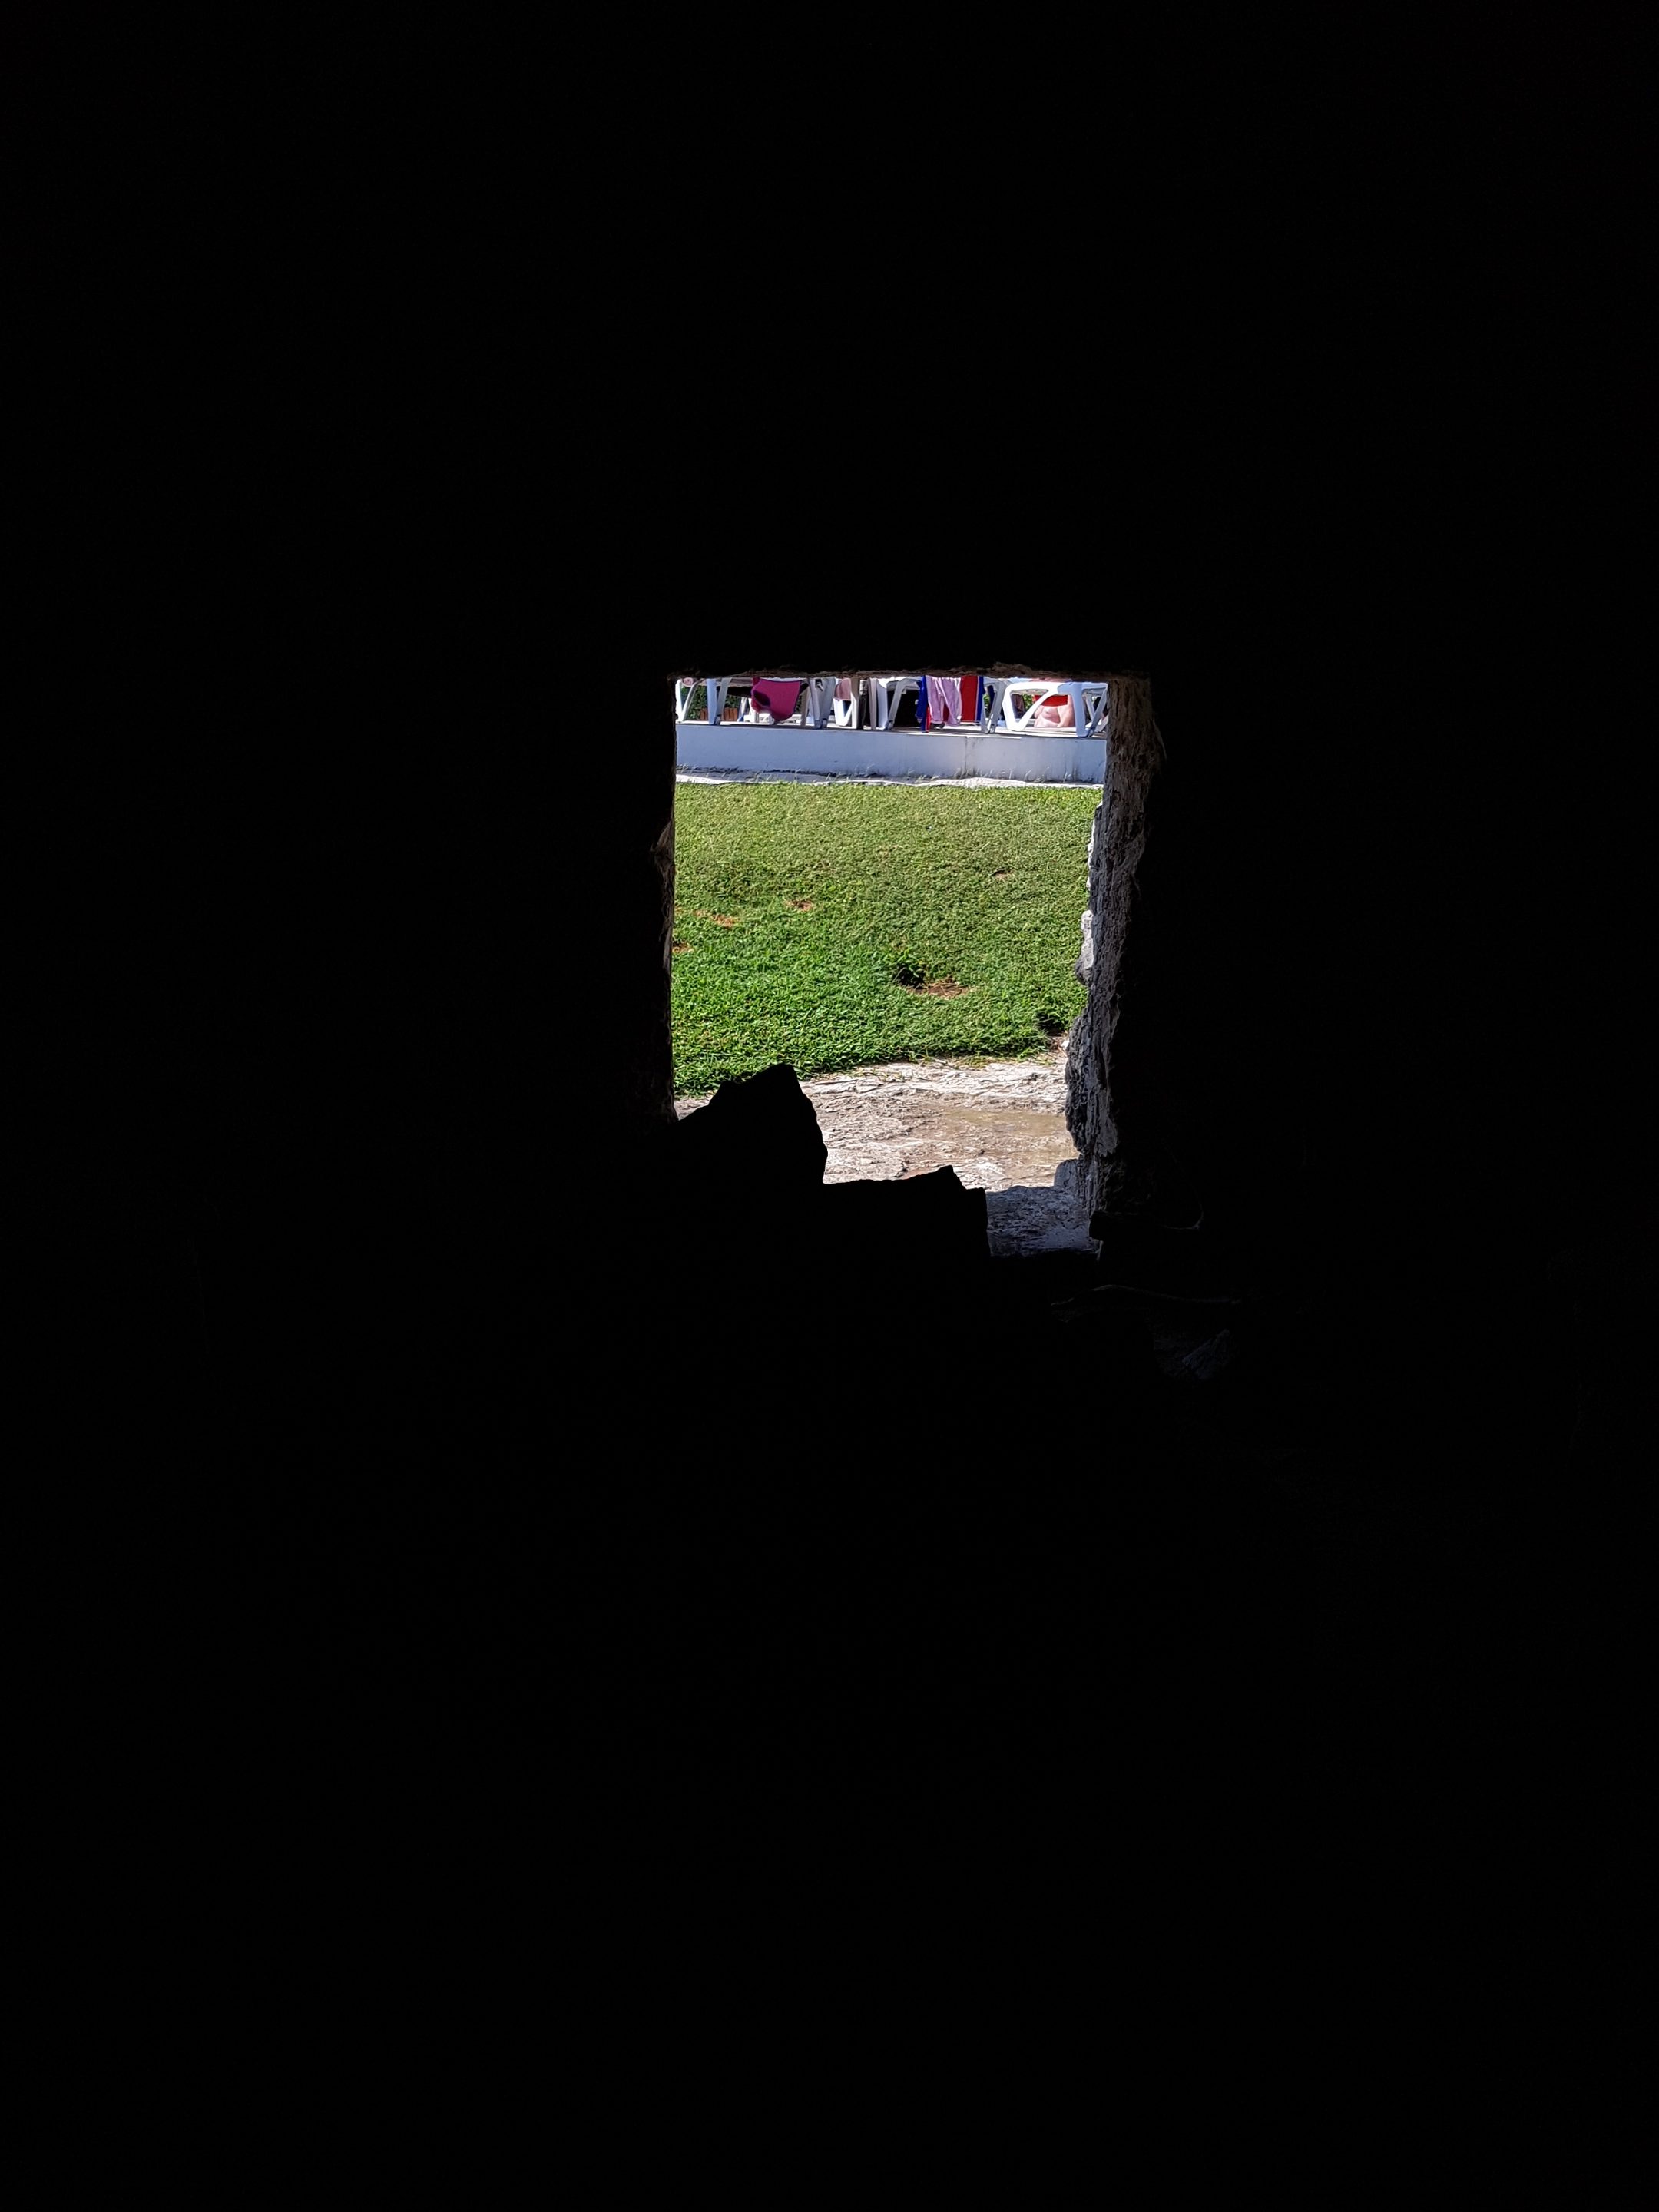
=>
[892,962,968,994]
[786,898,815,912]
[671,940,689,955]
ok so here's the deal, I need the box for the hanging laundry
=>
[926,675,963,728]
[752,678,801,721]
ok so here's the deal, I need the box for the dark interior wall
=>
[606,439,1644,1452]
[50,58,1650,2111]
[83,82,1642,1485]
[149,452,1627,1446]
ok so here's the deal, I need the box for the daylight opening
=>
[666,667,1136,1255]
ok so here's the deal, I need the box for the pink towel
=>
[927,676,963,727]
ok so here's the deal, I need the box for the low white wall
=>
[674,724,1106,783]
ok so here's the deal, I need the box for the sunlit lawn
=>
[671,780,1097,1094]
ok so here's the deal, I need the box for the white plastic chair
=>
[801,675,858,728]
[999,681,1065,733]
[674,677,732,724]
[1074,683,1110,737]
[995,680,1110,735]
[867,675,921,730]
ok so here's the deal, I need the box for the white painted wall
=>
[674,723,1107,784]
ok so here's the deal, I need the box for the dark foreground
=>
[102,1063,1646,2157]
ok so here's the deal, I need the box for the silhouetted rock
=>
[819,1164,988,1283]
[674,1063,828,1195]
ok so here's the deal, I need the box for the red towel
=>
[752,679,800,720]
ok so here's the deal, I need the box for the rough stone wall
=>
[1065,676,1165,1219]
[610,668,680,1143]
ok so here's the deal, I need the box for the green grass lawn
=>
[671,781,1098,1094]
